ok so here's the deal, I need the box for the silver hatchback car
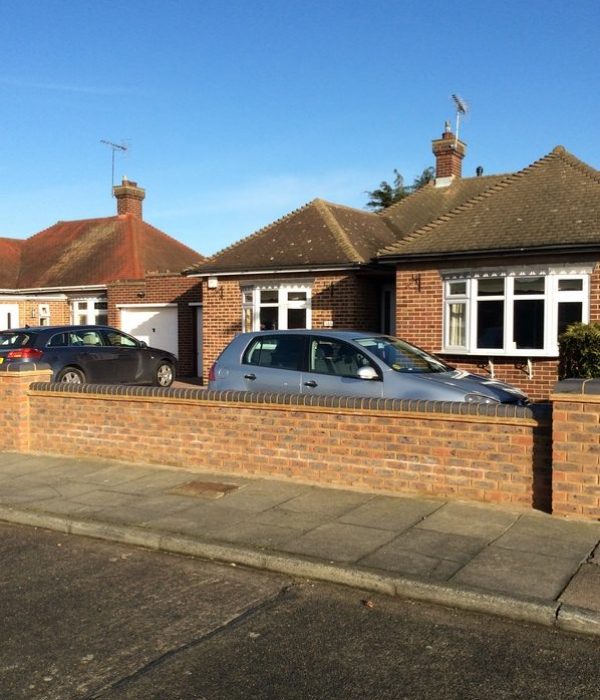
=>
[208,330,529,405]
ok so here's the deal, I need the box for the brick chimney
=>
[113,178,145,219]
[432,122,466,186]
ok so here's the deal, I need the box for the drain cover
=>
[168,480,240,500]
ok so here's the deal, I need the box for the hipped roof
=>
[190,199,397,274]
[2,214,203,290]
[379,147,600,260]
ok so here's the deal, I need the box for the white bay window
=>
[443,266,590,356]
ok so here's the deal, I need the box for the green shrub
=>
[558,322,600,379]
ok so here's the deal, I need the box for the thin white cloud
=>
[0,76,140,96]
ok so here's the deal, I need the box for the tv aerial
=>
[451,94,469,146]
[100,139,128,194]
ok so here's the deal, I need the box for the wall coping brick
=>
[553,379,600,396]
[28,382,538,423]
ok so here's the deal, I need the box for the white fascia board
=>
[0,293,68,301]
[115,303,178,309]
[187,265,361,278]
[0,284,107,294]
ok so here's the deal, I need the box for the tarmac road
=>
[2,522,600,700]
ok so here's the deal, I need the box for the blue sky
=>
[0,0,598,255]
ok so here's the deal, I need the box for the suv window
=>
[243,334,304,370]
[105,330,138,347]
[0,332,31,348]
[47,333,68,347]
[309,337,377,378]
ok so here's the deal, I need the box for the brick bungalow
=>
[0,179,204,375]
[187,126,600,399]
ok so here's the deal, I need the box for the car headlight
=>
[464,393,500,404]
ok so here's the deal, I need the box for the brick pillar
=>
[551,379,600,520]
[0,366,52,452]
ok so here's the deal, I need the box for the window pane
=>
[477,300,504,348]
[96,312,108,326]
[558,302,582,336]
[243,307,253,332]
[477,279,504,296]
[559,279,583,292]
[94,301,108,310]
[514,277,544,295]
[448,303,466,346]
[260,290,278,304]
[243,291,253,303]
[310,339,367,377]
[259,307,278,330]
[267,335,304,370]
[448,281,466,296]
[287,291,307,302]
[287,308,306,329]
[514,299,544,349]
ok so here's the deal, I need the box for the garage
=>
[0,304,19,330]
[118,304,179,358]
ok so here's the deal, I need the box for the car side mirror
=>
[139,340,148,348]
[357,366,378,380]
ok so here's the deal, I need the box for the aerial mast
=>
[100,139,128,195]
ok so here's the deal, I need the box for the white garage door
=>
[119,305,179,358]
[0,304,19,330]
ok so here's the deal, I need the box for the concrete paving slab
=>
[16,498,102,518]
[74,464,159,486]
[370,527,489,565]
[207,481,314,513]
[69,489,146,509]
[494,514,600,561]
[115,470,201,495]
[141,502,250,536]
[559,564,600,612]
[360,545,464,580]
[417,502,520,539]
[0,454,67,476]
[210,520,306,548]
[247,505,334,531]
[280,522,396,563]
[339,495,443,531]
[279,489,374,517]
[451,546,578,600]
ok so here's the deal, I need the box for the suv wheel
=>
[155,362,174,387]
[56,367,85,384]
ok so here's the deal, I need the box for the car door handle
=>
[304,380,318,388]
[244,373,256,380]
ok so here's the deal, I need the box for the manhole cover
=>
[168,480,240,500]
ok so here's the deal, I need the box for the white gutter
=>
[0,284,107,294]
[187,264,362,278]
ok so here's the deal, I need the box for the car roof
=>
[240,329,386,340]
[1,325,116,334]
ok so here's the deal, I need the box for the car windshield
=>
[0,332,32,348]
[354,336,452,374]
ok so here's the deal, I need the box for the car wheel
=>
[155,362,174,387]
[56,367,85,384]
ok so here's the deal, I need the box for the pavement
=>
[1,451,600,636]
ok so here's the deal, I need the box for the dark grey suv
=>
[0,325,177,386]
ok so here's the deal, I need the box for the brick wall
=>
[108,274,201,377]
[552,379,600,520]
[10,379,545,509]
[201,272,381,380]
